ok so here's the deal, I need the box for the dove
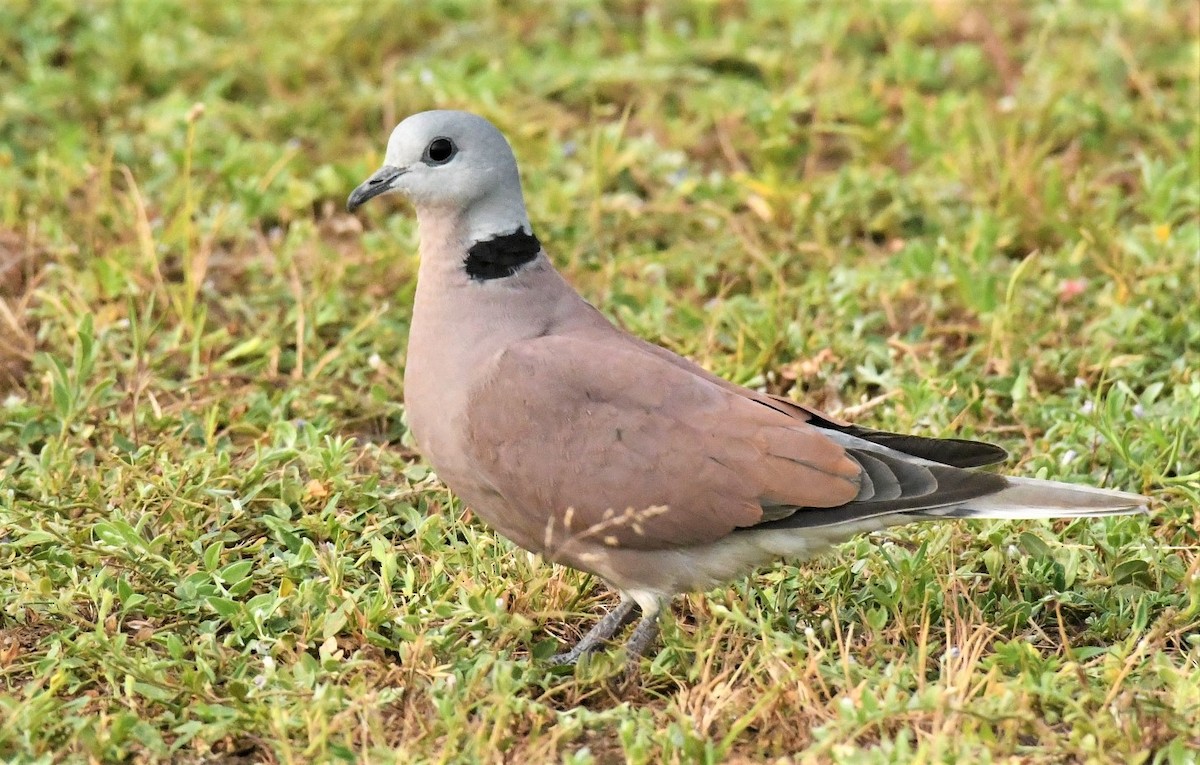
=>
[346,110,1147,666]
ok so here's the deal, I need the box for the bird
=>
[346,109,1148,667]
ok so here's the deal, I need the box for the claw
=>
[547,598,638,665]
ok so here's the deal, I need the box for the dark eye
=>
[423,137,457,165]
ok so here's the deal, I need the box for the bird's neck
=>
[463,228,542,281]
[415,200,540,285]
[406,207,585,413]
[416,189,532,245]
[409,205,591,339]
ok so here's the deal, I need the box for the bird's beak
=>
[346,165,407,212]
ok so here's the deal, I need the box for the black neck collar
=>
[464,228,541,281]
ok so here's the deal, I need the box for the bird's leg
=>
[549,597,639,665]
[621,606,662,667]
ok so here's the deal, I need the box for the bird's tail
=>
[916,476,1148,520]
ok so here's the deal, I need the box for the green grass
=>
[1,1,1198,762]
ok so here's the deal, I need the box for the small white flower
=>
[1080,400,1095,415]
[1060,449,1078,466]
[368,353,383,370]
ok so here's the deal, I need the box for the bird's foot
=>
[548,598,638,665]
[547,648,584,666]
[623,611,661,662]
[618,610,662,678]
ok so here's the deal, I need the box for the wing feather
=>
[461,331,1013,551]
[462,334,861,550]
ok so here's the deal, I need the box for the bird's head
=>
[347,110,531,244]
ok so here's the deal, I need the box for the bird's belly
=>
[554,522,886,598]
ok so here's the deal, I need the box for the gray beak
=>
[346,165,406,212]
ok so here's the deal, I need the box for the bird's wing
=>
[461,333,859,550]
[460,332,1009,552]
[625,335,1009,468]
[763,396,1010,469]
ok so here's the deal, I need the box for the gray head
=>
[347,110,531,243]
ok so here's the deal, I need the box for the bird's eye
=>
[423,137,457,165]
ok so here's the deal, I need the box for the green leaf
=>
[203,541,224,572]
[206,596,241,620]
[220,337,265,362]
[11,530,56,547]
[1019,532,1051,558]
[1112,559,1150,586]
[218,560,253,584]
